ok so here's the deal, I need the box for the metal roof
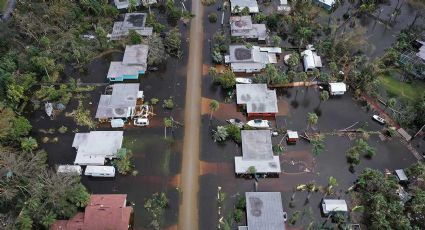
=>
[235,130,281,174]
[244,192,285,230]
[107,62,141,79]
[302,49,322,71]
[122,44,149,67]
[322,199,348,214]
[110,13,153,40]
[329,82,347,93]
[231,0,259,13]
[395,169,408,181]
[95,84,140,119]
[114,0,141,9]
[236,84,278,113]
[230,16,267,41]
[72,131,123,165]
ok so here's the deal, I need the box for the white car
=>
[134,118,149,126]
[372,115,386,125]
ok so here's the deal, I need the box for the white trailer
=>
[84,166,116,177]
[57,165,82,175]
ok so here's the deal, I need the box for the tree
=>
[163,117,173,139]
[287,52,300,69]
[212,126,228,142]
[271,35,282,47]
[209,100,219,121]
[148,33,167,66]
[310,134,325,155]
[306,112,318,131]
[217,69,236,88]
[208,67,218,81]
[20,137,38,153]
[11,116,32,141]
[327,176,338,194]
[319,91,329,107]
[164,27,182,57]
[128,0,138,12]
[208,13,218,23]
[144,192,169,230]
[386,97,396,113]
[247,166,257,174]
[297,72,308,85]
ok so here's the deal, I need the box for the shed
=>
[236,84,278,116]
[239,192,286,230]
[395,169,408,181]
[72,131,124,165]
[329,82,347,95]
[287,130,299,143]
[111,119,125,128]
[302,49,322,71]
[322,199,348,214]
[235,130,281,174]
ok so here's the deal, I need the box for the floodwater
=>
[28,5,191,229]
[178,0,204,229]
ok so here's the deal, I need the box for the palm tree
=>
[386,98,396,113]
[327,176,338,195]
[163,117,173,139]
[209,100,219,121]
[305,181,316,203]
[307,112,319,131]
[319,91,329,108]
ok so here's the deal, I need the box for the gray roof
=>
[72,131,123,165]
[231,0,259,13]
[114,0,141,9]
[235,130,281,173]
[95,83,140,119]
[236,84,278,113]
[110,13,153,40]
[230,16,267,41]
[395,169,408,181]
[123,44,149,68]
[227,45,275,72]
[245,192,285,230]
[107,62,141,79]
[416,41,425,60]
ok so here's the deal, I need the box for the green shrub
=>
[233,209,243,223]
[150,98,159,105]
[163,97,174,109]
[208,13,218,23]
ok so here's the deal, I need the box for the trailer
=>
[84,166,116,177]
[57,165,82,175]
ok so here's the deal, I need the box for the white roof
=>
[73,131,123,165]
[316,0,336,7]
[114,0,141,9]
[245,192,286,230]
[259,47,282,53]
[329,82,347,92]
[322,199,348,214]
[122,44,149,67]
[95,83,140,119]
[235,130,281,174]
[107,62,141,79]
[57,165,82,175]
[84,165,116,175]
[231,0,259,13]
[287,130,298,139]
[395,169,408,181]
[111,119,125,128]
[228,45,278,72]
[302,49,322,71]
[280,0,288,5]
[236,84,278,114]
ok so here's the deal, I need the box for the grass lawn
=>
[379,72,425,103]
[0,0,7,11]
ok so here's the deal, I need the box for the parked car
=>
[372,115,386,125]
[134,118,149,127]
[82,34,95,40]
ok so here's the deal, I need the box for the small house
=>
[329,82,347,95]
[72,131,124,166]
[225,45,280,73]
[51,194,133,230]
[321,199,348,215]
[314,0,336,10]
[277,0,291,12]
[84,166,116,177]
[230,16,267,41]
[236,84,278,117]
[107,45,148,82]
[95,83,143,120]
[301,45,322,71]
[235,130,281,175]
[114,0,141,9]
[238,192,286,230]
[110,13,153,40]
[230,0,259,14]
[287,130,299,143]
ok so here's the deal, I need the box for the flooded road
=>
[178,0,204,229]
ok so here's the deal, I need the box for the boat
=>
[45,102,53,117]
[235,78,252,84]
[226,118,244,128]
[372,115,386,125]
[246,119,271,128]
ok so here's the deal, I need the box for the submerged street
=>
[178,1,204,229]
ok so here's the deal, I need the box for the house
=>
[230,16,267,41]
[329,82,347,95]
[107,45,149,82]
[321,199,348,215]
[114,0,141,9]
[301,45,322,71]
[236,84,278,117]
[231,0,259,13]
[95,83,143,120]
[235,130,281,175]
[238,192,286,230]
[225,45,281,73]
[72,131,124,165]
[314,0,336,10]
[287,130,299,143]
[51,194,132,230]
[110,13,153,40]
